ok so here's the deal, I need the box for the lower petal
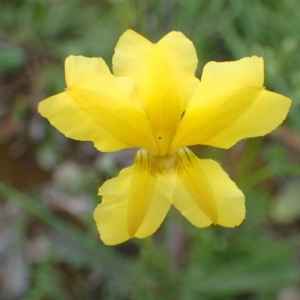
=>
[173,148,245,228]
[94,150,176,245]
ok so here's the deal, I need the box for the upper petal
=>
[173,148,245,228]
[38,55,158,154]
[113,30,199,155]
[171,56,291,152]
[94,150,176,245]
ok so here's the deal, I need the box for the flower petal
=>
[171,56,291,152]
[38,55,158,154]
[173,148,245,228]
[94,150,176,245]
[113,30,199,155]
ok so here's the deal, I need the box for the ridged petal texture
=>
[38,56,158,154]
[173,148,245,227]
[113,30,199,155]
[94,150,176,245]
[171,56,291,152]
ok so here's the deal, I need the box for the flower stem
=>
[132,237,153,299]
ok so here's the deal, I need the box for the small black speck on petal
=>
[180,111,185,120]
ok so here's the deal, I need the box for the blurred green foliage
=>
[1,0,300,299]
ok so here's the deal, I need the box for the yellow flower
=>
[38,30,291,245]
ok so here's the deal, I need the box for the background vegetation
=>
[1,0,300,299]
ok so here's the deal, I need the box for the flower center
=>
[147,153,174,177]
